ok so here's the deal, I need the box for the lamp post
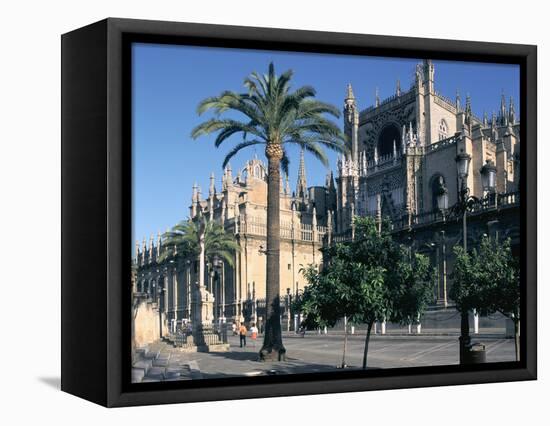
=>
[186,259,191,321]
[213,256,224,321]
[157,282,165,339]
[286,288,291,332]
[455,149,473,364]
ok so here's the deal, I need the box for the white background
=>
[0,0,546,424]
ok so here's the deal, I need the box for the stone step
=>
[143,366,165,381]
[132,367,145,383]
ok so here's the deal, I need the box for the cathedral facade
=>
[134,60,520,329]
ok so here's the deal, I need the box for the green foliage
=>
[299,216,435,328]
[159,216,239,267]
[191,62,348,174]
[389,251,436,325]
[450,236,519,320]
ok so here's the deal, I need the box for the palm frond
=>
[222,140,266,168]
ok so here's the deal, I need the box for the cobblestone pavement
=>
[132,331,516,382]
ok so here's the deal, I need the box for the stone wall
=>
[133,300,167,348]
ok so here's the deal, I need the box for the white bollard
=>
[343,316,347,336]
[416,322,422,334]
[374,322,377,334]
[351,326,355,335]
[408,323,412,334]
[381,320,386,335]
[324,326,327,334]
[474,309,479,334]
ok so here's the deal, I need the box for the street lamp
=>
[435,177,449,212]
[480,159,497,206]
[455,149,471,183]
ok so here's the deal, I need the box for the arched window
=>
[377,124,401,157]
[438,119,448,141]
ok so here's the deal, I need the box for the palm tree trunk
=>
[260,147,286,361]
[362,320,374,369]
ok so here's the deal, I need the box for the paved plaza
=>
[133,331,516,382]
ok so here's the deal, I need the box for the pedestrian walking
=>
[239,322,247,348]
[299,322,306,338]
[250,323,258,347]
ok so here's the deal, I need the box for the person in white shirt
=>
[250,323,259,347]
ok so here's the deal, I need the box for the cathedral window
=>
[377,124,401,157]
[438,119,448,141]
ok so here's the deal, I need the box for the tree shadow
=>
[206,350,261,362]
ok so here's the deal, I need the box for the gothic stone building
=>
[134,60,520,329]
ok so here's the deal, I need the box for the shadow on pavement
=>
[206,350,261,362]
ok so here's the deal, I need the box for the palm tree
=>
[191,63,347,360]
[160,217,239,269]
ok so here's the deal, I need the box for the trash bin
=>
[464,342,486,364]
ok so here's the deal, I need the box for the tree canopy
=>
[299,216,434,368]
[450,236,520,360]
[159,217,239,266]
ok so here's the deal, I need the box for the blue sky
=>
[132,43,519,246]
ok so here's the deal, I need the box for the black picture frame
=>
[61,17,537,407]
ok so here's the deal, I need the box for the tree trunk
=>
[514,319,520,362]
[260,145,286,361]
[459,309,470,364]
[362,320,374,369]
[341,318,348,368]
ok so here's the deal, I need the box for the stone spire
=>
[499,91,507,125]
[156,231,162,258]
[491,111,498,141]
[455,89,461,110]
[396,79,401,97]
[142,237,147,261]
[312,206,317,228]
[149,234,155,258]
[197,186,202,215]
[509,96,516,125]
[208,173,215,220]
[192,182,198,202]
[296,147,307,199]
[483,111,488,127]
[209,172,215,196]
[423,59,435,92]
[346,83,355,101]
[222,164,232,190]
[344,83,359,164]
[191,182,198,216]
[375,87,380,107]
[285,174,291,196]
[464,94,472,127]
